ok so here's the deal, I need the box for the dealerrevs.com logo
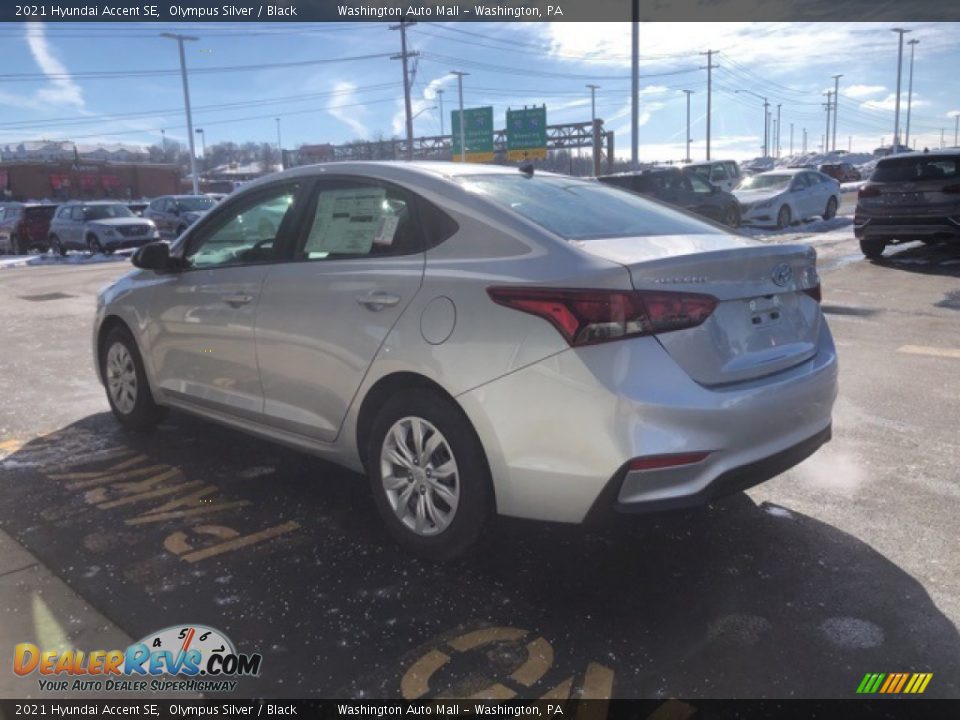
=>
[14,624,262,693]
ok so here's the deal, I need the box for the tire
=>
[99,326,168,431]
[50,235,66,257]
[367,389,492,561]
[859,237,886,259]
[86,235,102,255]
[724,205,741,228]
[823,196,838,220]
[776,205,792,230]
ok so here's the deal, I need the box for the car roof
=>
[755,168,809,176]
[877,149,960,162]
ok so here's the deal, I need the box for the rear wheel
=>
[776,205,792,230]
[724,205,741,228]
[859,237,886,259]
[367,389,491,561]
[823,196,838,220]
[100,326,167,431]
[49,235,66,256]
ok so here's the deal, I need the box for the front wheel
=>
[368,390,492,561]
[49,235,66,256]
[100,326,167,431]
[859,237,886,259]
[86,235,103,255]
[776,205,792,230]
[724,205,741,228]
[823,196,838,220]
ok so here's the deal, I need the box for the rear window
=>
[872,156,960,182]
[457,174,715,240]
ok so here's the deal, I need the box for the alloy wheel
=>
[380,416,460,537]
[106,342,138,414]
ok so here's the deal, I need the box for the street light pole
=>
[436,88,445,136]
[891,28,911,154]
[824,91,833,155]
[161,32,199,194]
[682,89,694,162]
[451,71,468,163]
[832,74,842,152]
[904,40,918,150]
[195,128,205,159]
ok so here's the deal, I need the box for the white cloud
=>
[862,93,928,112]
[845,84,886,99]
[327,81,369,138]
[0,23,85,111]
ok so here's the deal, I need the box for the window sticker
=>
[305,188,387,256]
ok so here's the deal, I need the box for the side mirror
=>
[132,241,176,271]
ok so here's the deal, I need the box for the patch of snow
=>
[0,250,130,270]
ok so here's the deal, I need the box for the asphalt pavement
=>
[0,225,958,699]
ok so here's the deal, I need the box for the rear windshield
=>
[457,174,715,240]
[24,206,56,219]
[872,156,960,182]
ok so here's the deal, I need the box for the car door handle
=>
[223,293,255,307]
[356,292,401,311]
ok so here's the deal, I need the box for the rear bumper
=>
[457,320,838,524]
[854,215,960,240]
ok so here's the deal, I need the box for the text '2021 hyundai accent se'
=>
[94,162,838,559]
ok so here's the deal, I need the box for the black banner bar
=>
[2,0,960,23]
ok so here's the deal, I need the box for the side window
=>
[297,181,422,260]
[185,186,298,269]
[710,165,729,183]
[725,162,741,179]
[418,197,459,250]
[688,174,713,194]
[71,207,85,221]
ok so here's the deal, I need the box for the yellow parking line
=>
[179,520,300,562]
[400,649,450,700]
[510,636,554,687]
[448,627,526,652]
[898,345,960,360]
[579,662,615,699]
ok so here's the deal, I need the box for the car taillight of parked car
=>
[486,287,718,347]
[858,185,882,199]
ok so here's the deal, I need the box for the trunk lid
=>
[575,233,822,386]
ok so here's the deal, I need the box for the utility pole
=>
[682,89,694,162]
[776,104,782,158]
[631,5,639,166]
[790,122,794,156]
[587,84,601,176]
[436,88,445,136]
[451,71,468,162]
[832,74,842,152]
[391,20,419,161]
[766,109,771,158]
[701,50,717,161]
[802,128,807,154]
[195,128,206,160]
[905,39,918,149]
[824,91,833,155]
[161,32,199,194]
[772,119,777,160]
[891,28,911,153]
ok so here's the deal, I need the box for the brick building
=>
[0,160,181,202]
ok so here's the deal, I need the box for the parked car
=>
[819,162,862,182]
[0,202,58,254]
[598,167,741,227]
[854,150,960,258]
[144,194,218,239]
[683,159,743,192]
[48,201,160,255]
[94,162,837,559]
[734,169,841,229]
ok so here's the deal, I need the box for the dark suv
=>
[854,150,960,258]
[0,203,58,254]
[598,167,741,227]
[819,162,862,182]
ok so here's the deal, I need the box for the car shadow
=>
[872,240,960,279]
[2,412,958,699]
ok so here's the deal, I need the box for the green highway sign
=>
[506,106,547,161]
[451,106,494,162]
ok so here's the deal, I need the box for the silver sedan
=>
[93,162,838,559]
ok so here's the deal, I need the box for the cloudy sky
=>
[0,21,958,161]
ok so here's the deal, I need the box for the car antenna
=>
[518,161,534,177]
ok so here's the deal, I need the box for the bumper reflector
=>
[628,452,711,472]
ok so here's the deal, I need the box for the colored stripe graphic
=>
[857,672,932,694]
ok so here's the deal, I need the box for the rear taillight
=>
[803,283,822,303]
[858,185,881,199]
[628,452,710,472]
[942,184,960,195]
[486,287,717,347]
